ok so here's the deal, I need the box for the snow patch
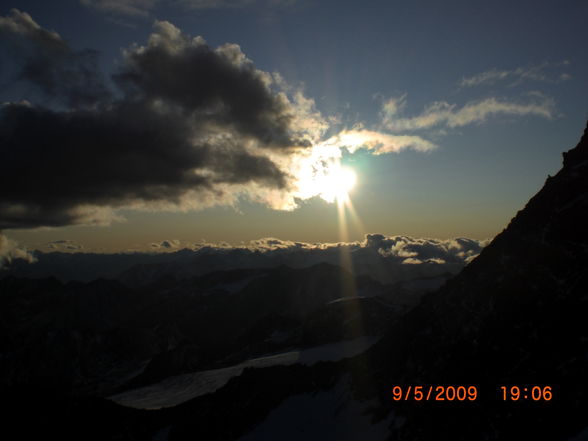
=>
[237,376,393,441]
[109,336,379,410]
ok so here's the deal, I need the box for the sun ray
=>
[342,196,367,238]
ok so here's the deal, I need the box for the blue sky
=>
[1,0,587,252]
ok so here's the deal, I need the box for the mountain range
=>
[1,121,587,440]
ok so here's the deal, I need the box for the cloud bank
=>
[2,233,488,284]
[237,234,487,266]
[178,233,489,283]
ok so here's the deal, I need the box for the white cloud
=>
[375,72,558,147]
[370,235,486,262]
[80,0,298,17]
[0,233,36,269]
[179,0,255,9]
[382,96,555,131]
[80,0,157,17]
[178,0,299,9]
[380,94,407,127]
[459,62,572,88]
[323,129,436,154]
[460,69,511,87]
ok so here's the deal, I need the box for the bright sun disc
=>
[320,166,357,203]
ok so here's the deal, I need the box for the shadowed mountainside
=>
[144,120,588,440]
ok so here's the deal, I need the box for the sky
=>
[1,0,587,253]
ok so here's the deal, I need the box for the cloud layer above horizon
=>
[180,234,489,286]
[1,232,488,283]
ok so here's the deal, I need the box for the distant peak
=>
[562,119,588,167]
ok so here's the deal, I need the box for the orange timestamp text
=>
[392,385,478,401]
[500,385,553,401]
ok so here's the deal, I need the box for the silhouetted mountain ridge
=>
[129,121,588,440]
[361,120,588,440]
[3,122,588,440]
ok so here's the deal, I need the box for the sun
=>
[317,165,357,203]
[293,147,358,204]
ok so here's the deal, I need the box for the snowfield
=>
[109,336,379,409]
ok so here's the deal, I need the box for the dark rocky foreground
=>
[2,122,588,440]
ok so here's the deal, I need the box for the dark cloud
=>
[0,9,111,108]
[0,99,290,228]
[0,101,206,228]
[0,13,323,229]
[113,22,307,148]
